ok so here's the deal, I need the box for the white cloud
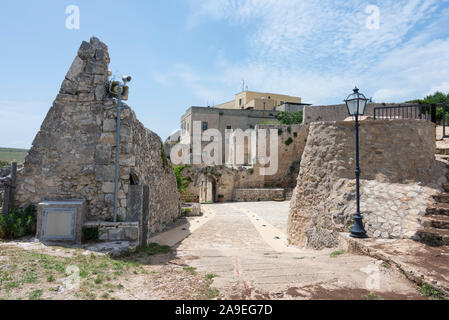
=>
[182,0,449,104]
[426,82,449,96]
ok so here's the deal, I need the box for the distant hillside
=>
[0,147,29,164]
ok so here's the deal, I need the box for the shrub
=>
[248,168,254,175]
[285,137,293,146]
[0,160,10,169]
[276,111,303,125]
[278,129,283,136]
[418,282,445,299]
[160,142,169,169]
[0,204,36,239]
[82,226,99,242]
[173,164,189,193]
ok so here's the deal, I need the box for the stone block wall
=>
[233,188,285,202]
[288,119,443,249]
[14,37,180,242]
[255,123,309,188]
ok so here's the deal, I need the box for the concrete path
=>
[154,202,425,299]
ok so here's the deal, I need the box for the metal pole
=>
[350,111,367,239]
[113,83,122,222]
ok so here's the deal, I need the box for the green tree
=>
[406,91,449,123]
[276,111,303,125]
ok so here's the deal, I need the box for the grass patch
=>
[204,287,219,300]
[330,250,345,258]
[418,282,445,300]
[136,243,171,256]
[205,273,218,280]
[28,289,43,300]
[0,245,141,300]
[183,266,197,275]
[0,147,28,164]
[363,293,382,300]
[23,271,37,283]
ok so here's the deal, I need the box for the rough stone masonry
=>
[288,119,446,249]
[14,37,181,242]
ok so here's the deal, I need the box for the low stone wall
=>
[288,119,443,249]
[233,188,284,202]
[83,221,139,242]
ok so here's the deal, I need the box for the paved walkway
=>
[151,202,424,299]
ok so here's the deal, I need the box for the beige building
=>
[215,91,302,110]
[179,106,280,164]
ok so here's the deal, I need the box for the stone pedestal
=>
[37,200,86,244]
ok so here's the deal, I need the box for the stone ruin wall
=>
[255,123,309,188]
[14,37,180,236]
[187,124,309,203]
[288,119,445,249]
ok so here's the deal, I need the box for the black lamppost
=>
[345,87,368,239]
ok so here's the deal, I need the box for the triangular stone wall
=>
[15,37,180,238]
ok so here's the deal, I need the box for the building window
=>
[202,121,208,131]
[249,125,255,129]
[239,99,242,106]
[226,125,232,130]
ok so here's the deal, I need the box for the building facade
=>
[214,90,302,110]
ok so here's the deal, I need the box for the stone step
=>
[432,193,449,203]
[414,228,449,247]
[436,148,449,155]
[426,203,449,216]
[419,215,449,230]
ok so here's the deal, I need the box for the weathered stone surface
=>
[14,37,181,242]
[234,188,284,202]
[288,120,442,249]
[108,228,125,241]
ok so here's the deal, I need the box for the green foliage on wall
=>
[285,137,293,146]
[173,165,190,193]
[160,142,169,169]
[276,111,303,125]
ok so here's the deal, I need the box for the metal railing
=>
[373,104,429,121]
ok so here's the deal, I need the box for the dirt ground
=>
[0,241,219,300]
[0,201,439,300]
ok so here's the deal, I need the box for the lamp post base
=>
[350,218,367,239]
[350,231,368,239]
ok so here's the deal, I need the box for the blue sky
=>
[1,0,449,149]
